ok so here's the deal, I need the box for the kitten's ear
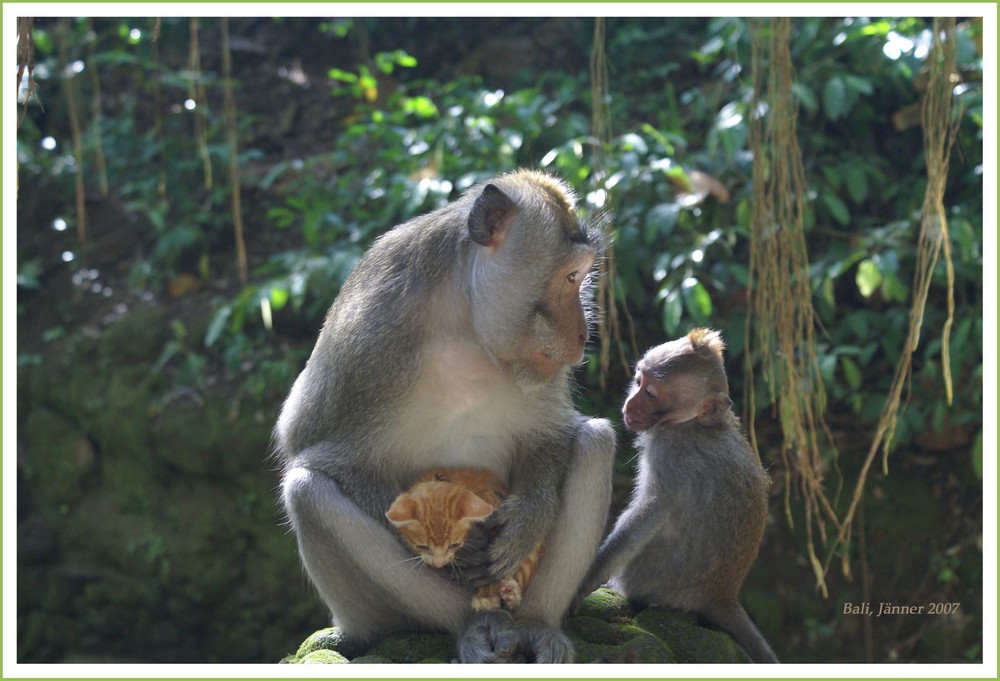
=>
[386,494,418,526]
[458,491,494,525]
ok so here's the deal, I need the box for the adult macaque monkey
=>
[579,328,778,663]
[275,170,615,663]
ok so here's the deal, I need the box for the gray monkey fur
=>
[275,170,615,663]
[582,335,778,664]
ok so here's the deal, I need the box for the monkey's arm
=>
[461,432,572,586]
[283,464,471,635]
[580,498,674,596]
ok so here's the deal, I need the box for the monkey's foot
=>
[495,620,575,663]
[498,577,522,609]
[457,609,515,663]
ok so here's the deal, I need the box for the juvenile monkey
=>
[580,328,778,663]
[275,170,615,663]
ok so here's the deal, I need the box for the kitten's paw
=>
[471,585,502,612]
[499,577,522,609]
[456,609,515,663]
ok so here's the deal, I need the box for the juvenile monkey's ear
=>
[457,491,494,525]
[468,184,517,248]
[696,392,733,426]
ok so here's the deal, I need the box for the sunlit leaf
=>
[328,68,357,83]
[856,259,882,298]
[269,287,290,311]
[661,289,682,335]
[681,278,712,320]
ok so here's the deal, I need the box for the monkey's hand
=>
[455,516,502,588]
[485,493,550,581]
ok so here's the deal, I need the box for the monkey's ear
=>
[696,392,733,426]
[468,184,517,248]
[457,491,494,525]
[386,495,419,525]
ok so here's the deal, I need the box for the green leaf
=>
[327,68,357,83]
[880,274,909,303]
[792,82,817,112]
[972,431,983,479]
[819,352,837,385]
[822,193,851,226]
[204,305,232,348]
[269,287,290,311]
[661,289,682,335]
[840,356,863,390]
[856,259,882,298]
[403,96,439,118]
[843,74,874,95]
[644,203,680,244]
[844,166,869,203]
[681,278,712,321]
[823,77,848,120]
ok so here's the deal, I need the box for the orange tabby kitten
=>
[386,466,543,611]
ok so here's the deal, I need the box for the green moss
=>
[23,409,96,508]
[298,649,350,664]
[350,654,395,664]
[565,616,674,663]
[632,607,746,663]
[577,587,635,622]
[97,305,168,363]
[368,632,455,663]
[295,627,348,658]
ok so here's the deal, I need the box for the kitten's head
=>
[386,481,494,568]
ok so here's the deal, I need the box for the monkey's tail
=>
[704,602,779,663]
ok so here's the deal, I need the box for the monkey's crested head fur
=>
[640,327,729,395]
[687,327,726,357]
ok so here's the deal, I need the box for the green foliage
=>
[16,16,983,440]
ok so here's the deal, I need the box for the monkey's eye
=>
[415,544,430,551]
[566,271,580,285]
[448,543,462,550]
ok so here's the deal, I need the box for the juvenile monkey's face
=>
[622,366,704,432]
[622,369,663,432]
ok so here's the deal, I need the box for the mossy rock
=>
[367,632,455,663]
[23,409,97,508]
[293,626,348,658]
[565,615,673,663]
[576,587,635,622]
[297,649,350,664]
[148,398,275,479]
[97,305,169,364]
[632,607,748,663]
[286,593,753,665]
